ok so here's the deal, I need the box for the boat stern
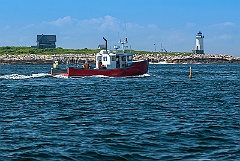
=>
[50,67,68,76]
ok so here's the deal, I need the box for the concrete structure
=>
[32,34,56,49]
[193,31,204,54]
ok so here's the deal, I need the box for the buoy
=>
[189,66,193,78]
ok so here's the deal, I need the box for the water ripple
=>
[0,64,240,160]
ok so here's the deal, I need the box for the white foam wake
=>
[0,73,51,80]
[127,73,151,78]
[53,74,69,79]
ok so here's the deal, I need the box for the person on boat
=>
[98,62,102,69]
[53,61,58,68]
[83,63,90,69]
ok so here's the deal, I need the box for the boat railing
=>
[51,54,95,68]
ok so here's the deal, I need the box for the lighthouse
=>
[194,31,204,54]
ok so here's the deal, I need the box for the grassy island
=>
[0,46,239,64]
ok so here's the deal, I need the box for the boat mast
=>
[119,37,128,53]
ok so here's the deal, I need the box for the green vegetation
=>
[0,46,101,55]
[0,46,192,56]
[132,50,192,56]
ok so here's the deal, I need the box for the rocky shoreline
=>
[0,53,240,64]
[0,54,95,65]
[146,53,240,64]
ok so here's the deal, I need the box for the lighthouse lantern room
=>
[194,31,204,54]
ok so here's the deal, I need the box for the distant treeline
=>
[0,46,100,55]
[0,46,192,56]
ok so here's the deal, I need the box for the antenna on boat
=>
[119,37,128,53]
[103,37,107,54]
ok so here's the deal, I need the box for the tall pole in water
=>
[103,37,107,53]
[189,66,193,78]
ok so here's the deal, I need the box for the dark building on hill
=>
[31,34,56,49]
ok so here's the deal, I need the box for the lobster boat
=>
[50,37,149,77]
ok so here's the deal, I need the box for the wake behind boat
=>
[51,37,149,77]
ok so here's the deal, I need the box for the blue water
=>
[0,64,239,161]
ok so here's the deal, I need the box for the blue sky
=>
[0,0,239,57]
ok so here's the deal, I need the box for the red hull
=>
[59,60,148,77]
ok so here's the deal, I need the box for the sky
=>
[0,0,239,57]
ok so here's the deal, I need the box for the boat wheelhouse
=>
[95,50,133,69]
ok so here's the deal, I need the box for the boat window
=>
[127,55,133,61]
[103,57,107,61]
[111,56,116,61]
[122,56,126,61]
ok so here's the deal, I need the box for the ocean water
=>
[0,64,239,161]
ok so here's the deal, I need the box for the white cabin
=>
[95,50,133,69]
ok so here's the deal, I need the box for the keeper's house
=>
[31,34,56,49]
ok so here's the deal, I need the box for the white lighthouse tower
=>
[195,31,204,54]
